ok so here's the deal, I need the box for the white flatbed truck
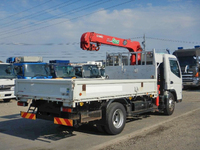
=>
[15,50,182,135]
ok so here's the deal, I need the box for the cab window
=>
[169,59,181,78]
[14,66,23,76]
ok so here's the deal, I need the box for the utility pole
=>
[142,34,146,51]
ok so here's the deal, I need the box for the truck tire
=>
[3,99,11,102]
[164,92,175,115]
[105,102,126,135]
[96,124,106,133]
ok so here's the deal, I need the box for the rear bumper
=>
[54,117,73,126]
[20,111,73,126]
[20,109,102,127]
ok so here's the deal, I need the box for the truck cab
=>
[0,62,16,102]
[49,60,75,79]
[106,50,182,101]
[7,56,52,79]
[173,46,200,88]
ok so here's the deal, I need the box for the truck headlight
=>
[192,77,199,84]
[10,86,15,91]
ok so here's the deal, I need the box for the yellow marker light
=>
[80,102,84,106]
[129,97,132,100]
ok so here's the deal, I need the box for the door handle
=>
[170,81,173,84]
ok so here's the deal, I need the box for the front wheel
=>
[3,99,11,102]
[105,102,126,135]
[164,92,175,115]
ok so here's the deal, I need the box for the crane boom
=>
[80,32,143,65]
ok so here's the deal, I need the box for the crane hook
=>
[95,43,101,51]
[95,46,100,51]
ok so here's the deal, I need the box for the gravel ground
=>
[101,109,200,150]
[101,89,200,150]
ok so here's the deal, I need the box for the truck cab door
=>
[164,56,182,100]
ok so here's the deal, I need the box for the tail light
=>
[61,107,72,112]
[17,101,28,106]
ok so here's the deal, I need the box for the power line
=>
[146,37,200,44]
[129,36,200,44]
[0,0,107,36]
[0,42,79,46]
[0,0,79,28]
[0,0,52,21]
[129,37,143,39]
[1,36,199,46]
[0,0,135,39]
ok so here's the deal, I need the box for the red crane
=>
[80,32,143,65]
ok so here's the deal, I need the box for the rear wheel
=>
[105,102,126,135]
[96,124,106,133]
[164,92,175,115]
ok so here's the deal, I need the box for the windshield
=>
[82,65,100,77]
[24,64,51,78]
[55,66,75,78]
[0,64,16,79]
[177,56,197,67]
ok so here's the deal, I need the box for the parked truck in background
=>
[7,56,52,79]
[72,61,105,78]
[74,64,103,78]
[49,60,76,79]
[15,32,182,135]
[0,62,16,102]
[173,46,200,88]
[87,61,105,77]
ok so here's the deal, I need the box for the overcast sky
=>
[0,0,199,62]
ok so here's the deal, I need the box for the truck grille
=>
[182,74,193,82]
[0,85,13,90]
[183,78,193,82]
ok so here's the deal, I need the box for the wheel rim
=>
[112,109,124,129]
[168,98,175,111]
